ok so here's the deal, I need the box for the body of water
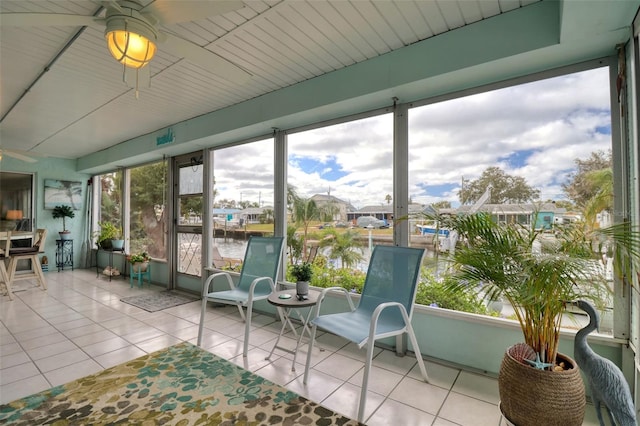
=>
[214,237,444,273]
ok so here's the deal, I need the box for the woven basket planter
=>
[498,347,585,426]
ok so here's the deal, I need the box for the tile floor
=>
[1,269,602,425]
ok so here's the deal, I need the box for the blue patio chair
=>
[197,236,284,357]
[303,245,429,422]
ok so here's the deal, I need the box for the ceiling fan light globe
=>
[106,29,156,69]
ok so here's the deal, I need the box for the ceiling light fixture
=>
[105,15,157,69]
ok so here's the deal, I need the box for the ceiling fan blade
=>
[0,13,102,28]
[141,1,244,24]
[0,150,38,163]
[158,31,251,84]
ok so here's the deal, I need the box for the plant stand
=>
[130,261,151,288]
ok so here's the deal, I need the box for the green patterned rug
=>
[0,342,363,425]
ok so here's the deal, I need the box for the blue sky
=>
[214,67,611,210]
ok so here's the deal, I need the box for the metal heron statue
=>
[572,300,637,426]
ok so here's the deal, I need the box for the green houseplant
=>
[437,212,640,426]
[93,222,122,250]
[127,251,151,273]
[291,262,312,298]
[52,205,75,240]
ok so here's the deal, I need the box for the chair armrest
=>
[316,286,356,315]
[366,302,409,346]
[247,276,276,297]
[202,271,234,296]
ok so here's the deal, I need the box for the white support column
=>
[393,100,410,354]
[203,148,213,286]
[274,130,288,284]
[393,100,410,248]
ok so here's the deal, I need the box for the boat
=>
[416,222,450,237]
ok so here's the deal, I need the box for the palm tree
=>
[319,229,364,268]
[582,168,613,229]
[287,225,303,264]
[260,208,274,224]
[292,196,321,255]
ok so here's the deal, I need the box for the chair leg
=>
[406,325,429,383]
[236,305,246,322]
[357,340,376,423]
[197,297,208,347]
[0,261,13,301]
[303,324,318,384]
[32,255,47,290]
[243,302,252,357]
[7,257,17,287]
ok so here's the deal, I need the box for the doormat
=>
[120,291,198,312]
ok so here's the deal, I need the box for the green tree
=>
[550,200,574,210]
[292,195,321,255]
[582,168,613,229]
[260,208,274,224]
[432,200,451,209]
[319,229,364,268]
[129,162,167,258]
[385,194,392,205]
[99,171,122,227]
[459,167,540,204]
[562,150,611,208]
[287,225,303,264]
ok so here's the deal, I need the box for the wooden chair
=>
[0,231,13,300]
[7,228,47,292]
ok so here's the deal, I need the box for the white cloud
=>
[211,67,611,209]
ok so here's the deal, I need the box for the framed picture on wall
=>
[44,179,83,210]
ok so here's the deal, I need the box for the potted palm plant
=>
[52,205,75,240]
[437,212,640,426]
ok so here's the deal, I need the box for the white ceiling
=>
[1,0,638,172]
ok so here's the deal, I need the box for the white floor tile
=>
[313,352,363,381]
[0,374,51,404]
[438,392,501,426]
[33,348,90,373]
[45,359,103,387]
[388,376,449,415]
[367,398,436,426]
[451,371,499,404]
[26,340,77,360]
[94,345,147,369]
[0,269,505,426]
[0,362,40,386]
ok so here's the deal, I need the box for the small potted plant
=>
[127,251,151,273]
[93,222,121,250]
[291,262,312,299]
[52,205,75,240]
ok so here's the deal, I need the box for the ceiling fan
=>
[0,149,46,163]
[1,0,252,87]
